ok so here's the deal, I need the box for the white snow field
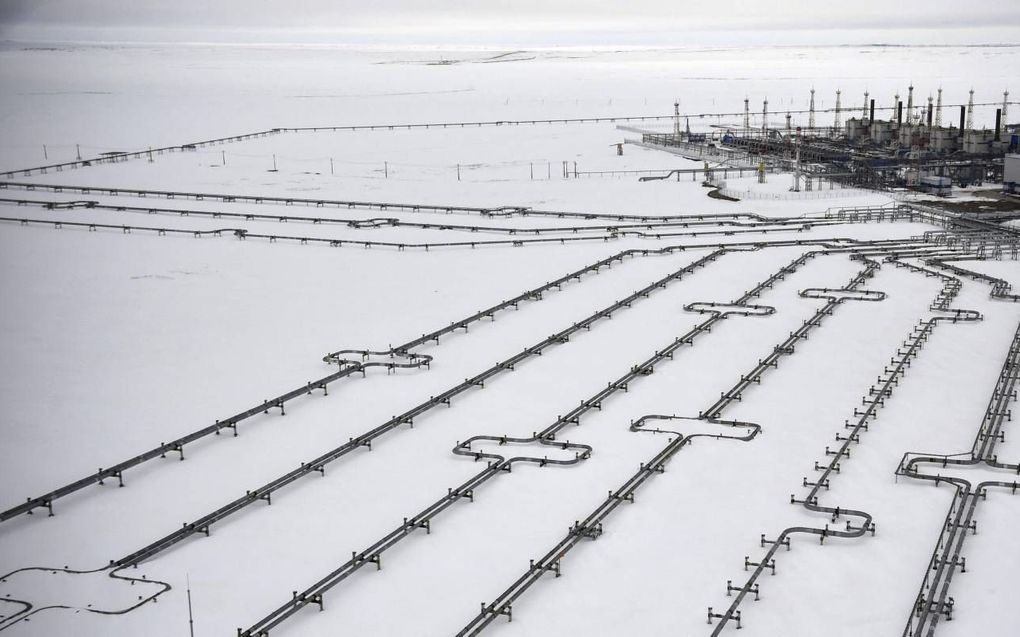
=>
[0,43,1019,637]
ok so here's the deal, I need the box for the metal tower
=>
[743,97,750,130]
[907,85,914,124]
[1004,91,1010,138]
[966,89,975,131]
[834,89,842,131]
[792,127,802,192]
[762,98,768,132]
[808,88,816,129]
[935,88,943,127]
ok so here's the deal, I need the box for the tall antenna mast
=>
[808,88,816,129]
[1004,90,1010,139]
[966,88,975,130]
[935,88,943,127]
[792,126,802,192]
[834,89,842,131]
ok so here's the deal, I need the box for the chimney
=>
[927,106,932,127]
[995,108,1002,141]
[959,105,966,137]
[869,99,875,123]
[897,101,903,124]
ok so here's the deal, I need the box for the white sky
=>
[2,0,1019,46]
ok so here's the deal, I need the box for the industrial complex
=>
[643,88,1019,199]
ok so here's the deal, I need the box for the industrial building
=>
[1006,154,1020,194]
[643,88,1018,196]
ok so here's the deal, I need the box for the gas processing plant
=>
[642,88,1019,198]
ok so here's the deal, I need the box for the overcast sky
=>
[2,0,1019,46]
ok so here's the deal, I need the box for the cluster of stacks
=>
[844,88,1013,157]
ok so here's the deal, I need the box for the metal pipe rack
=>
[234,243,969,636]
[0,196,835,238]
[0,180,897,224]
[0,233,967,526]
[2,193,1016,635]
[238,247,831,637]
[709,256,994,634]
[895,264,1020,637]
[114,248,727,570]
[1,246,645,523]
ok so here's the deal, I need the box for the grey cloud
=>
[2,0,1019,42]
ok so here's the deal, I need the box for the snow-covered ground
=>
[0,42,1018,637]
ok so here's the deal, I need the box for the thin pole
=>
[186,574,195,637]
[530,162,533,180]
[221,150,225,166]
[272,154,277,171]
[43,144,48,160]
[76,144,81,160]
[457,163,461,181]
[384,161,388,178]
[330,158,334,175]
[547,162,551,180]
